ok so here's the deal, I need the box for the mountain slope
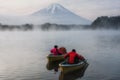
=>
[30,3,91,25]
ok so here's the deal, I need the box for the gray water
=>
[0,30,120,80]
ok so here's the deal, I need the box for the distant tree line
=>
[0,23,33,31]
[91,16,120,29]
[40,23,90,31]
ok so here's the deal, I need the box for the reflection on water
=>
[59,63,89,80]
[46,60,63,73]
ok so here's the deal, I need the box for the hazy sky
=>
[0,0,120,20]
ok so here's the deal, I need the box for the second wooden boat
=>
[59,61,88,74]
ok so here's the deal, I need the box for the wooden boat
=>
[59,60,88,74]
[59,62,89,80]
[47,54,65,62]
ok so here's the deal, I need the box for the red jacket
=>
[50,48,61,55]
[64,51,85,64]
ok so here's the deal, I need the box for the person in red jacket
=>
[50,45,61,55]
[64,49,85,64]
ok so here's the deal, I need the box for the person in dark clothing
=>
[58,47,67,54]
[64,49,85,64]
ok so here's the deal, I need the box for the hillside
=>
[91,16,120,29]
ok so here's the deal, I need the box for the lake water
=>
[0,30,120,80]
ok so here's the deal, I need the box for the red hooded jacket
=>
[64,51,85,64]
[50,48,61,55]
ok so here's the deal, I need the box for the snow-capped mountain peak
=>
[31,3,91,25]
[46,3,66,14]
[32,3,71,16]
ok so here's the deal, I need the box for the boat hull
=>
[59,61,88,74]
[47,54,65,62]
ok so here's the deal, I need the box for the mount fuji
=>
[0,3,91,25]
[30,3,91,25]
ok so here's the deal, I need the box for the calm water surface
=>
[0,30,120,80]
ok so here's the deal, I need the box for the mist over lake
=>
[0,30,120,80]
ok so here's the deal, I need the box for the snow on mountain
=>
[30,3,91,25]
[32,3,73,16]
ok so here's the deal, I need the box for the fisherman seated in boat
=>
[64,49,85,64]
[50,45,62,55]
